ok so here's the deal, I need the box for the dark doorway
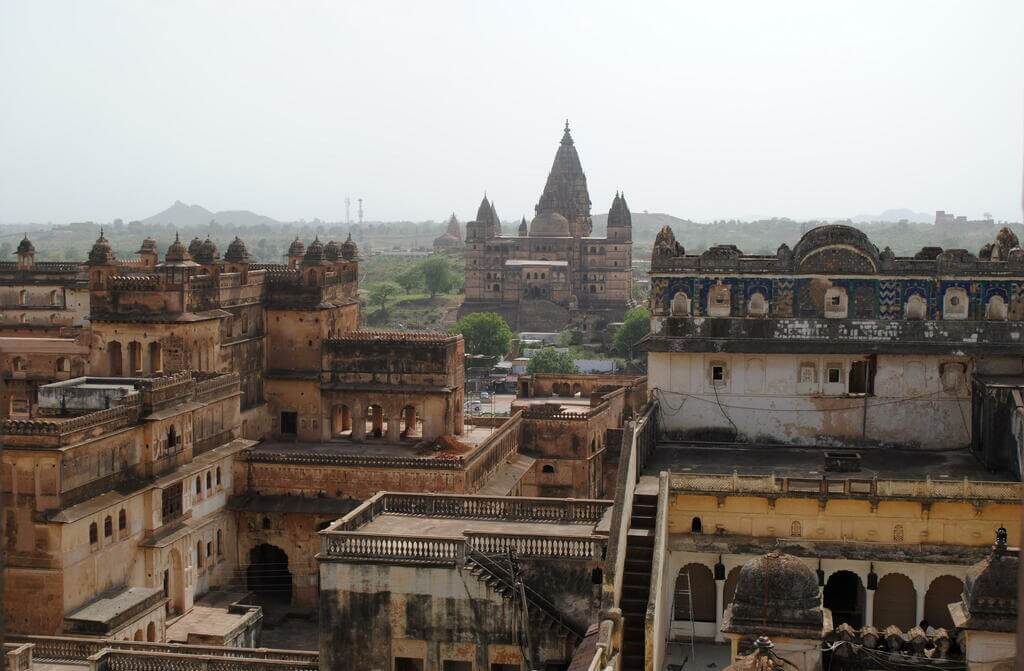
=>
[247,543,293,604]
[824,571,865,628]
[849,361,871,394]
[280,411,297,436]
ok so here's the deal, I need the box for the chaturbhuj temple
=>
[459,122,633,334]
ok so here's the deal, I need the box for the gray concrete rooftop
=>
[359,513,598,538]
[645,442,1015,481]
[252,425,498,459]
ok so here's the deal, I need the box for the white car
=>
[480,391,491,401]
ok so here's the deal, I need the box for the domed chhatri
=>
[88,228,116,265]
[952,527,1019,633]
[163,233,193,264]
[288,237,306,257]
[137,237,157,254]
[224,236,249,263]
[194,237,219,264]
[340,234,359,260]
[187,236,204,259]
[723,552,829,638]
[304,236,325,263]
[16,235,35,256]
[324,240,341,261]
[791,224,881,274]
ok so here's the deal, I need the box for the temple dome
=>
[723,552,827,638]
[324,240,341,261]
[304,237,325,262]
[187,237,203,258]
[792,224,880,274]
[164,233,192,263]
[88,230,115,265]
[529,211,571,237]
[194,237,218,263]
[955,529,1019,632]
[137,237,157,254]
[288,237,306,257]
[16,235,34,255]
[340,234,358,260]
[225,236,249,263]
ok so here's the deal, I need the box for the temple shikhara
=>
[459,123,633,334]
[1,128,1023,671]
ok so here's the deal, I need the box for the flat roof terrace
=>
[249,424,498,461]
[644,442,1014,482]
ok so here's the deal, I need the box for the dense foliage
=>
[526,348,577,374]
[367,282,402,313]
[612,306,651,359]
[449,312,513,358]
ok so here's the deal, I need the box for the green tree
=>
[368,281,402,313]
[527,348,577,374]
[395,265,424,293]
[420,255,454,297]
[612,306,651,359]
[450,312,513,358]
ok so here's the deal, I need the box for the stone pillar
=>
[351,402,365,441]
[386,409,402,443]
[915,589,926,627]
[403,406,417,436]
[714,578,726,643]
[865,588,875,628]
[341,406,351,432]
[371,406,383,438]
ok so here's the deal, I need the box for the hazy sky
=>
[2,1,1022,225]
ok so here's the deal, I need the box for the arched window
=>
[747,292,768,317]
[149,342,162,373]
[905,294,926,320]
[196,541,204,569]
[691,517,703,534]
[18,289,27,305]
[216,467,222,486]
[791,520,802,537]
[49,289,59,306]
[986,294,1008,321]
[262,516,272,530]
[943,287,968,320]
[893,524,904,542]
[12,357,26,372]
[118,509,127,531]
[167,425,177,450]
[542,464,555,474]
[56,357,70,373]
[708,284,731,317]
[217,529,223,556]
[104,515,112,538]
[206,472,212,490]
[195,476,202,497]
[89,522,98,544]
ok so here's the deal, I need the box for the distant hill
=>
[851,208,932,224]
[592,212,702,239]
[140,201,281,228]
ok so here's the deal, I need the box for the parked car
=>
[480,391,491,401]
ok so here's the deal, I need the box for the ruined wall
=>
[648,351,1010,449]
[89,320,221,376]
[319,561,582,671]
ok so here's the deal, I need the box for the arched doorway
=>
[824,571,865,628]
[674,563,716,623]
[134,630,144,641]
[873,573,916,630]
[165,548,184,615]
[332,404,352,437]
[146,621,157,642]
[108,341,123,376]
[723,566,741,612]
[400,405,419,439]
[149,342,163,373]
[247,543,292,604]
[924,575,963,630]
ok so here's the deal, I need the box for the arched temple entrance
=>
[247,543,293,604]
[824,571,865,628]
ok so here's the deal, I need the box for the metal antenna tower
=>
[345,197,351,225]
[358,198,364,225]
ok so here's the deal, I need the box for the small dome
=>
[288,237,306,256]
[88,229,115,265]
[959,529,1018,630]
[165,233,192,263]
[194,237,218,263]
[529,211,571,237]
[224,236,249,263]
[304,237,325,262]
[340,233,359,260]
[16,235,35,255]
[187,237,203,258]
[137,237,157,254]
[724,552,826,637]
[324,240,341,261]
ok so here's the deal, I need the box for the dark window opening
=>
[118,509,127,530]
[104,516,112,538]
[691,517,703,534]
[827,368,841,384]
[281,411,298,435]
[161,481,184,523]
[395,659,424,671]
[542,464,555,474]
[443,663,472,671]
[849,360,873,394]
[711,366,725,382]
[89,522,98,544]
[262,516,272,530]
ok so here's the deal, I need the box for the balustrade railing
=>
[321,532,462,563]
[90,649,318,671]
[463,532,603,560]
[464,412,521,490]
[378,492,609,522]
[4,643,33,671]
[8,635,317,665]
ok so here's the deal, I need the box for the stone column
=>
[385,406,402,443]
[351,402,365,441]
[371,406,383,438]
[714,578,726,642]
[915,589,926,627]
[865,588,875,628]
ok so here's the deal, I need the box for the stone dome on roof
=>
[724,552,827,637]
[137,237,157,254]
[88,229,115,265]
[16,235,34,255]
[304,237,325,263]
[164,233,192,263]
[324,240,341,261]
[194,237,218,263]
[288,237,306,256]
[957,529,1019,632]
[792,224,880,274]
[529,210,571,237]
[187,237,203,258]
[340,233,358,260]
[224,236,249,263]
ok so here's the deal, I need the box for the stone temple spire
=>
[518,217,528,236]
[535,120,592,237]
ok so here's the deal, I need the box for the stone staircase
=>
[620,492,657,671]
[463,542,586,645]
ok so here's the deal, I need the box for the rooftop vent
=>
[824,451,861,473]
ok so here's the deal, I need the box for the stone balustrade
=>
[89,649,318,671]
[321,533,463,563]
[669,472,1024,502]
[377,492,609,522]
[464,531,603,560]
[8,635,317,666]
[464,412,521,489]
[4,643,34,671]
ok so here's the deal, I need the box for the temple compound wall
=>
[645,223,1024,450]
